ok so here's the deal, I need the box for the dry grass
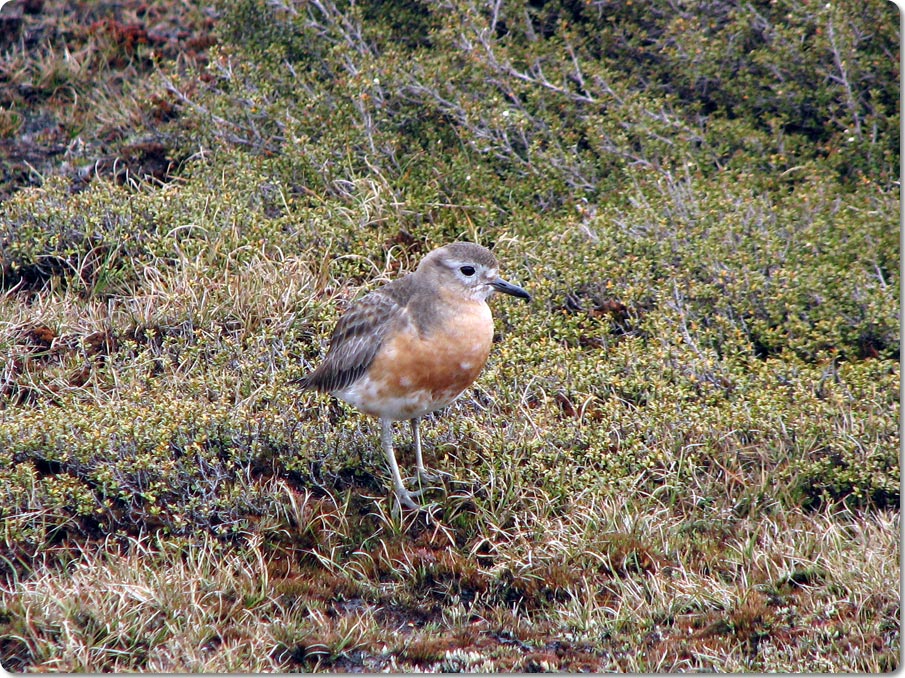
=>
[2,491,897,672]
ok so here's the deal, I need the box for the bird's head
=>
[418,242,531,303]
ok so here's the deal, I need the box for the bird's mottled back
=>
[295,282,409,394]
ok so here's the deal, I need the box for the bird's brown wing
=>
[296,281,413,394]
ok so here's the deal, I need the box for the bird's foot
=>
[413,468,452,485]
[394,486,424,510]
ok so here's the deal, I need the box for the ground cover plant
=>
[0,0,899,671]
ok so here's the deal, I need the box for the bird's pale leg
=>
[380,418,421,509]
[410,417,445,484]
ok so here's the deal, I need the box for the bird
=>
[296,242,531,509]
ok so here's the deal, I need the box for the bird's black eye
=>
[459,265,476,276]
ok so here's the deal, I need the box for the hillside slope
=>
[0,0,899,671]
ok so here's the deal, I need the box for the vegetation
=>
[0,0,899,671]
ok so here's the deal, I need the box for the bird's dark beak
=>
[490,277,531,302]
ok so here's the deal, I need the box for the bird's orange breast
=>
[354,300,494,419]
